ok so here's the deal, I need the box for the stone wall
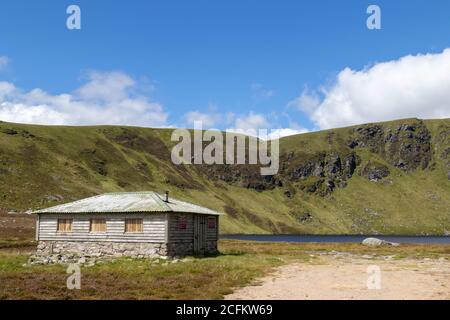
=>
[205,241,218,254]
[36,241,167,260]
[167,242,193,257]
[167,241,218,256]
[33,240,219,264]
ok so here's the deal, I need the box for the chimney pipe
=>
[164,191,169,202]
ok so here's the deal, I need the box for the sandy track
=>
[226,254,450,300]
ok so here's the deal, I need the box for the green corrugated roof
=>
[34,192,221,215]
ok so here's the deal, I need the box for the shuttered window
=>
[178,216,187,230]
[57,219,72,232]
[125,218,143,233]
[90,219,107,233]
[208,217,216,229]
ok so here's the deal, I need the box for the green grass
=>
[0,118,449,235]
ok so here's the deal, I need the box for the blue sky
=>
[0,0,450,135]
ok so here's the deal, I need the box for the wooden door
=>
[194,215,207,255]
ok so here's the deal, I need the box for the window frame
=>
[124,218,144,233]
[207,217,217,229]
[177,215,188,230]
[90,218,107,233]
[57,219,73,233]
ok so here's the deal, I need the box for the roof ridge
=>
[103,191,155,195]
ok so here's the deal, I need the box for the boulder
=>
[362,237,400,247]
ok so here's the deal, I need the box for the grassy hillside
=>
[0,118,449,235]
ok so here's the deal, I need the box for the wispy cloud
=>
[0,56,9,70]
[185,111,222,128]
[251,83,274,100]
[183,104,231,128]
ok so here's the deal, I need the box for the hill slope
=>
[0,118,449,235]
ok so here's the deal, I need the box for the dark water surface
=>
[221,234,450,244]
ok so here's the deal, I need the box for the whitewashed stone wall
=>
[34,239,218,262]
[36,240,168,259]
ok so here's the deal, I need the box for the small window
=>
[208,217,216,229]
[57,219,73,233]
[177,215,187,230]
[90,219,106,233]
[125,218,143,233]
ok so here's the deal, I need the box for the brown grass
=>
[220,240,450,258]
[1,240,449,300]
[0,211,36,249]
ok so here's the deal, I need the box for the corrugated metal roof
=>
[34,192,221,215]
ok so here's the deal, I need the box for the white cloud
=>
[77,71,136,102]
[185,110,221,127]
[0,56,9,70]
[0,82,15,99]
[266,128,308,140]
[234,112,269,132]
[183,103,238,130]
[183,109,306,139]
[227,111,308,139]
[184,104,226,128]
[0,71,168,127]
[293,49,450,130]
[289,88,320,114]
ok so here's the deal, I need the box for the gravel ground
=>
[226,254,450,300]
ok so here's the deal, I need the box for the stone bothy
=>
[33,192,220,260]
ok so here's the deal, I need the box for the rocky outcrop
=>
[350,120,432,171]
[359,162,390,182]
[350,125,384,152]
[153,119,439,197]
[441,147,450,180]
[1,128,36,138]
[199,163,282,191]
[285,152,358,195]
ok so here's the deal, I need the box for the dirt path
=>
[226,254,450,300]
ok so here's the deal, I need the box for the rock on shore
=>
[362,237,400,247]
